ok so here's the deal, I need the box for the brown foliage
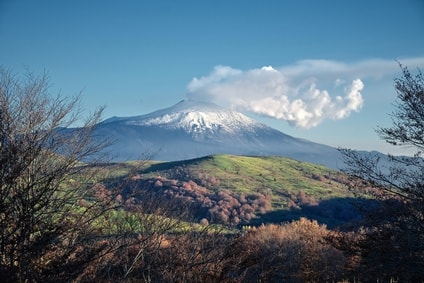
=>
[0,68,116,282]
[80,223,231,282]
[223,218,346,282]
[121,176,272,225]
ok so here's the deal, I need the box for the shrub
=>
[224,218,346,282]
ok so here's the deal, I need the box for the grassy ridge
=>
[142,154,351,207]
[94,154,360,228]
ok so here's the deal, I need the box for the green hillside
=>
[123,154,360,228]
[143,154,349,204]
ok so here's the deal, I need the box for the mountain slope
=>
[98,154,364,228]
[92,100,343,169]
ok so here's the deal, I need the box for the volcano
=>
[92,100,343,169]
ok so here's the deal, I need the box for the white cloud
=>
[186,57,424,128]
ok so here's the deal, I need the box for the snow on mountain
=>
[102,100,264,140]
[94,100,344,169]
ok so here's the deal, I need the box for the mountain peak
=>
[101,99,224,124]
[168,99,227,112]
[117,99,261,138]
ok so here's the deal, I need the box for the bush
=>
[224,218,346,282]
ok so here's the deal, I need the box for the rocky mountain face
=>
[91,100,343,169]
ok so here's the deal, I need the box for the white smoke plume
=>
[187,62,365,129]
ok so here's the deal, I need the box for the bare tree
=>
[0,67,113,282]
[338,64,424,281]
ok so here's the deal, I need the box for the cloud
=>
[187,63,363,128]
[186,57,424,128]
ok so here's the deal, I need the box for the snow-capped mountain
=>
[92,100,343,169]
[102,100,264,142]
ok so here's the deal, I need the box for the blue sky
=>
[1,0,423,155]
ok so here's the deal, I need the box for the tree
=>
[0,67,113,281]
[338,64,424,281]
